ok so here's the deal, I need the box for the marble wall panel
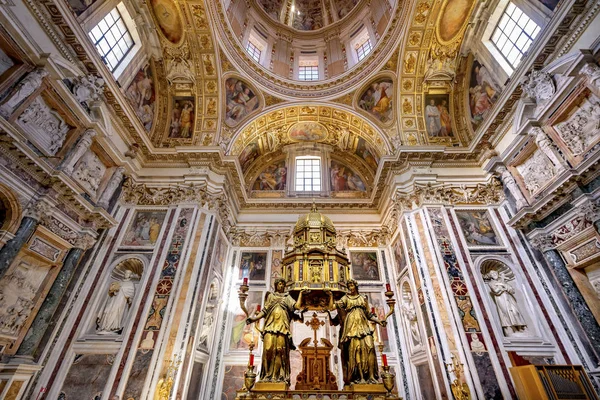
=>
[59,354,114,399]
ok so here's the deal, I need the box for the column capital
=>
[23,199,53,221]
[529,234,554,252]
[74,232,96,250]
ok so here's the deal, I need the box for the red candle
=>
[371,307,375,315]
[243,277,248,285]
[249,353,254,366]
[256,305,261,312]
[382,354,388,367]
[386,283,391,292]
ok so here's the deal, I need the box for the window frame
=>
[298,65,319,81]
[490,2,541,70]
[294,156,322,192]
[88,7,135,73]
[356,39,373,61]
[246,40,262,62]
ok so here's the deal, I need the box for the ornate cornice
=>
[395,179,504,208]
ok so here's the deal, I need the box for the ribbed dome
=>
[294,203,336,233]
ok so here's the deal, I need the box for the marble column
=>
[0,200,51,280]
[16,233,95,358]
[542,248,600,357]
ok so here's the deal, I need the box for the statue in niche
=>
[484,268,527,336]
[96,269,136,334]
[245,279,307,384]
[401,291,421,346]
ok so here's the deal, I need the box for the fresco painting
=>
[358,79,394,123]
[350,251,380,281]
[425,94,453,138]
[169,97,195,138]
[125,64,156,132]
[354,137,379,169]
[330,160,366,191]
[238,251,268,281]
[150,0,183,43]
[288,122,328,142]
[121,211,167,247]
[455,210,500,247]
[225,78,260,126]
[253,160,287,191]
[229,291,262,350]
[469,59,502,129]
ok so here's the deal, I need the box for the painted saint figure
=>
[425,99,442,136]
[246,279,307,384]
[96,270,136,334]
[485,270,527,336]
[325,279,386,385]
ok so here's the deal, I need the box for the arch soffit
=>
[0,184,22,234]
[227,103,394,160]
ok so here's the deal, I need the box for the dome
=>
[294,203,336,233]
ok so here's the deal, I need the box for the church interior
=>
[0,0,599,398]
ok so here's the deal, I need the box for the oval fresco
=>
[358,79,393,124]
[150,0,183,44]
[288,122,328,142]
[438,0,475,43]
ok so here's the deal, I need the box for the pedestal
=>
[235,388,401,400]
[252,381,288,391]
[0,362,42,400]
[346,383,388,394]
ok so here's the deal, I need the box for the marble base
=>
[235,387,400,399]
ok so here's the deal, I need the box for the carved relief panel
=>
[547,86,600,166]
[509,141,557,201]
[0,226,70,354]
[16,96,71,156]
[72,150,106,196]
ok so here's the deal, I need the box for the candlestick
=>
[382,354,388,367]
[243,277,248,285]
[249,353,254,366]
[386,283,391,292]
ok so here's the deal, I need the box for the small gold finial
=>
[311,200,318,213]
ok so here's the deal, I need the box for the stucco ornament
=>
[496,165,528,210]
[17,97,69,155]
[71,74,105,106]
[98,167,125,209]
[521,70,555,103]
[60,129,96,175]
[553,95,600,155]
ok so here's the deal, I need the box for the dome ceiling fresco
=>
[257,0,361,30]
[54,0,503,208]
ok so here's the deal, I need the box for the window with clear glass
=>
[89,8,135,73]
[491,2,540,69]
[295,157,321,191]
[356,39,372,61]
[246,41,262,62]
[299,65,319,81]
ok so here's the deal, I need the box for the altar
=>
[235,206,401,399]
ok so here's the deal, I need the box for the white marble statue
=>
[496,165,528,210]
[485,269,527,336]
[71,74,105,106]
[0,68,48,117]
[470,333,486,354]
[580,63,600,92]
[531,127,565,172]
[96,270,136,334]
[402,292,421,345]
[98,167,125,208]
[60,129,96,175]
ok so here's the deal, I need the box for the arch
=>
[110,255,146,280]
[0,184,22,234]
